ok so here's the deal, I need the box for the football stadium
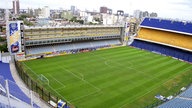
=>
[0,18,192,108]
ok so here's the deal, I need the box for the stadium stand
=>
[23,25,123,58]
[26,39,121,55]
[158,97,192,108]
[130,40,192,62]
[133,18,192,63]
[0,76,36,108]
[133,17,192,108]
[0,75,6,96]
[0,61,40,108]
[0,101,16,108]
[180,87,192,98]
[137,28,192,50]
[0,62,14,81]
[141,18,192,34]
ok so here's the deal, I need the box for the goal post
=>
[37,74,49,85]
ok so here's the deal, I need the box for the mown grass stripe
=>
[23,46,192,108]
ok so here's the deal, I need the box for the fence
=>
[14,60,67,107]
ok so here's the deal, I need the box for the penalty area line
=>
[37,59,71,104]
[59,66,101,91]
[47,73,66,87]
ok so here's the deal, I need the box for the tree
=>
[77,20,84,24]
[17,14,34,26]
[94,18,100,22]
[0,37,6,42]
[17,14,28,20]
[24,20,34,26]
[69,17,77,22]
[0,43,8,52]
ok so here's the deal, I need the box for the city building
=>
[20,9,28,14]
[128,18,139,35]
[39,6,50,18]
[100,6,112,14]
[133,10,142,19]
[107,9,112,14]
[142,11,149,17]
[43,6,50,18]
[150,12,158,17]
[61,11,73,20]
[133,10,158,19]
[71,5,76,15]
[0,9,5,20]
[34,8,42,17]
[100,6,108,13]
[117,10,124,16]
[79,11,93,23]
[12,0,20,15]
[28,8,34,16]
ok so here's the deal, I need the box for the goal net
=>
[37,74,49,85]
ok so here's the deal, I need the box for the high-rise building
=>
[34,8,42,17]
[117,10,124,16]
[71,5,76,15]
[0,9,5,20]
[100,7,108,13]
[150,12,158,17]
[100,7,113,14]
[28,8,34,16]
[42,6,50,18]
[133,10,142,19]
[143,11,149,17]
[107,9,112,14]
[13,0,20,15]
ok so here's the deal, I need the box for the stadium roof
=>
[140,18,192,36]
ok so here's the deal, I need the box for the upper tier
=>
[140,18,192,35]
[24,26,122,40]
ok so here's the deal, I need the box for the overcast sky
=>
[1,0,192,20]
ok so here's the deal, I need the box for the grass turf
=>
[22,46,192,108]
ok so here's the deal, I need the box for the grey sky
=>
[1,0,192,20]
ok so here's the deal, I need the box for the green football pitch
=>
[22,46,192,108]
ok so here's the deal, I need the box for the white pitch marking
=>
[47,73,66,88]
[119,66,192,108]
[58,66,101,91]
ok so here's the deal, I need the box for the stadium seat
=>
[141,18,192,34]
[180,87,192,98]
[0,62,40,108]
[138,28,192,50]
[130,40,192,63]
[26,40,122,55]
[0,102,16,108]
[158,97,192,108]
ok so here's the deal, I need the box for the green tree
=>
[69,17,77,22]
[18,14,28,20]
[17,14,34,26]
[24,20,34,26]
[0,37,6,42]
[0,43,8,52]
[77,20,84,24]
